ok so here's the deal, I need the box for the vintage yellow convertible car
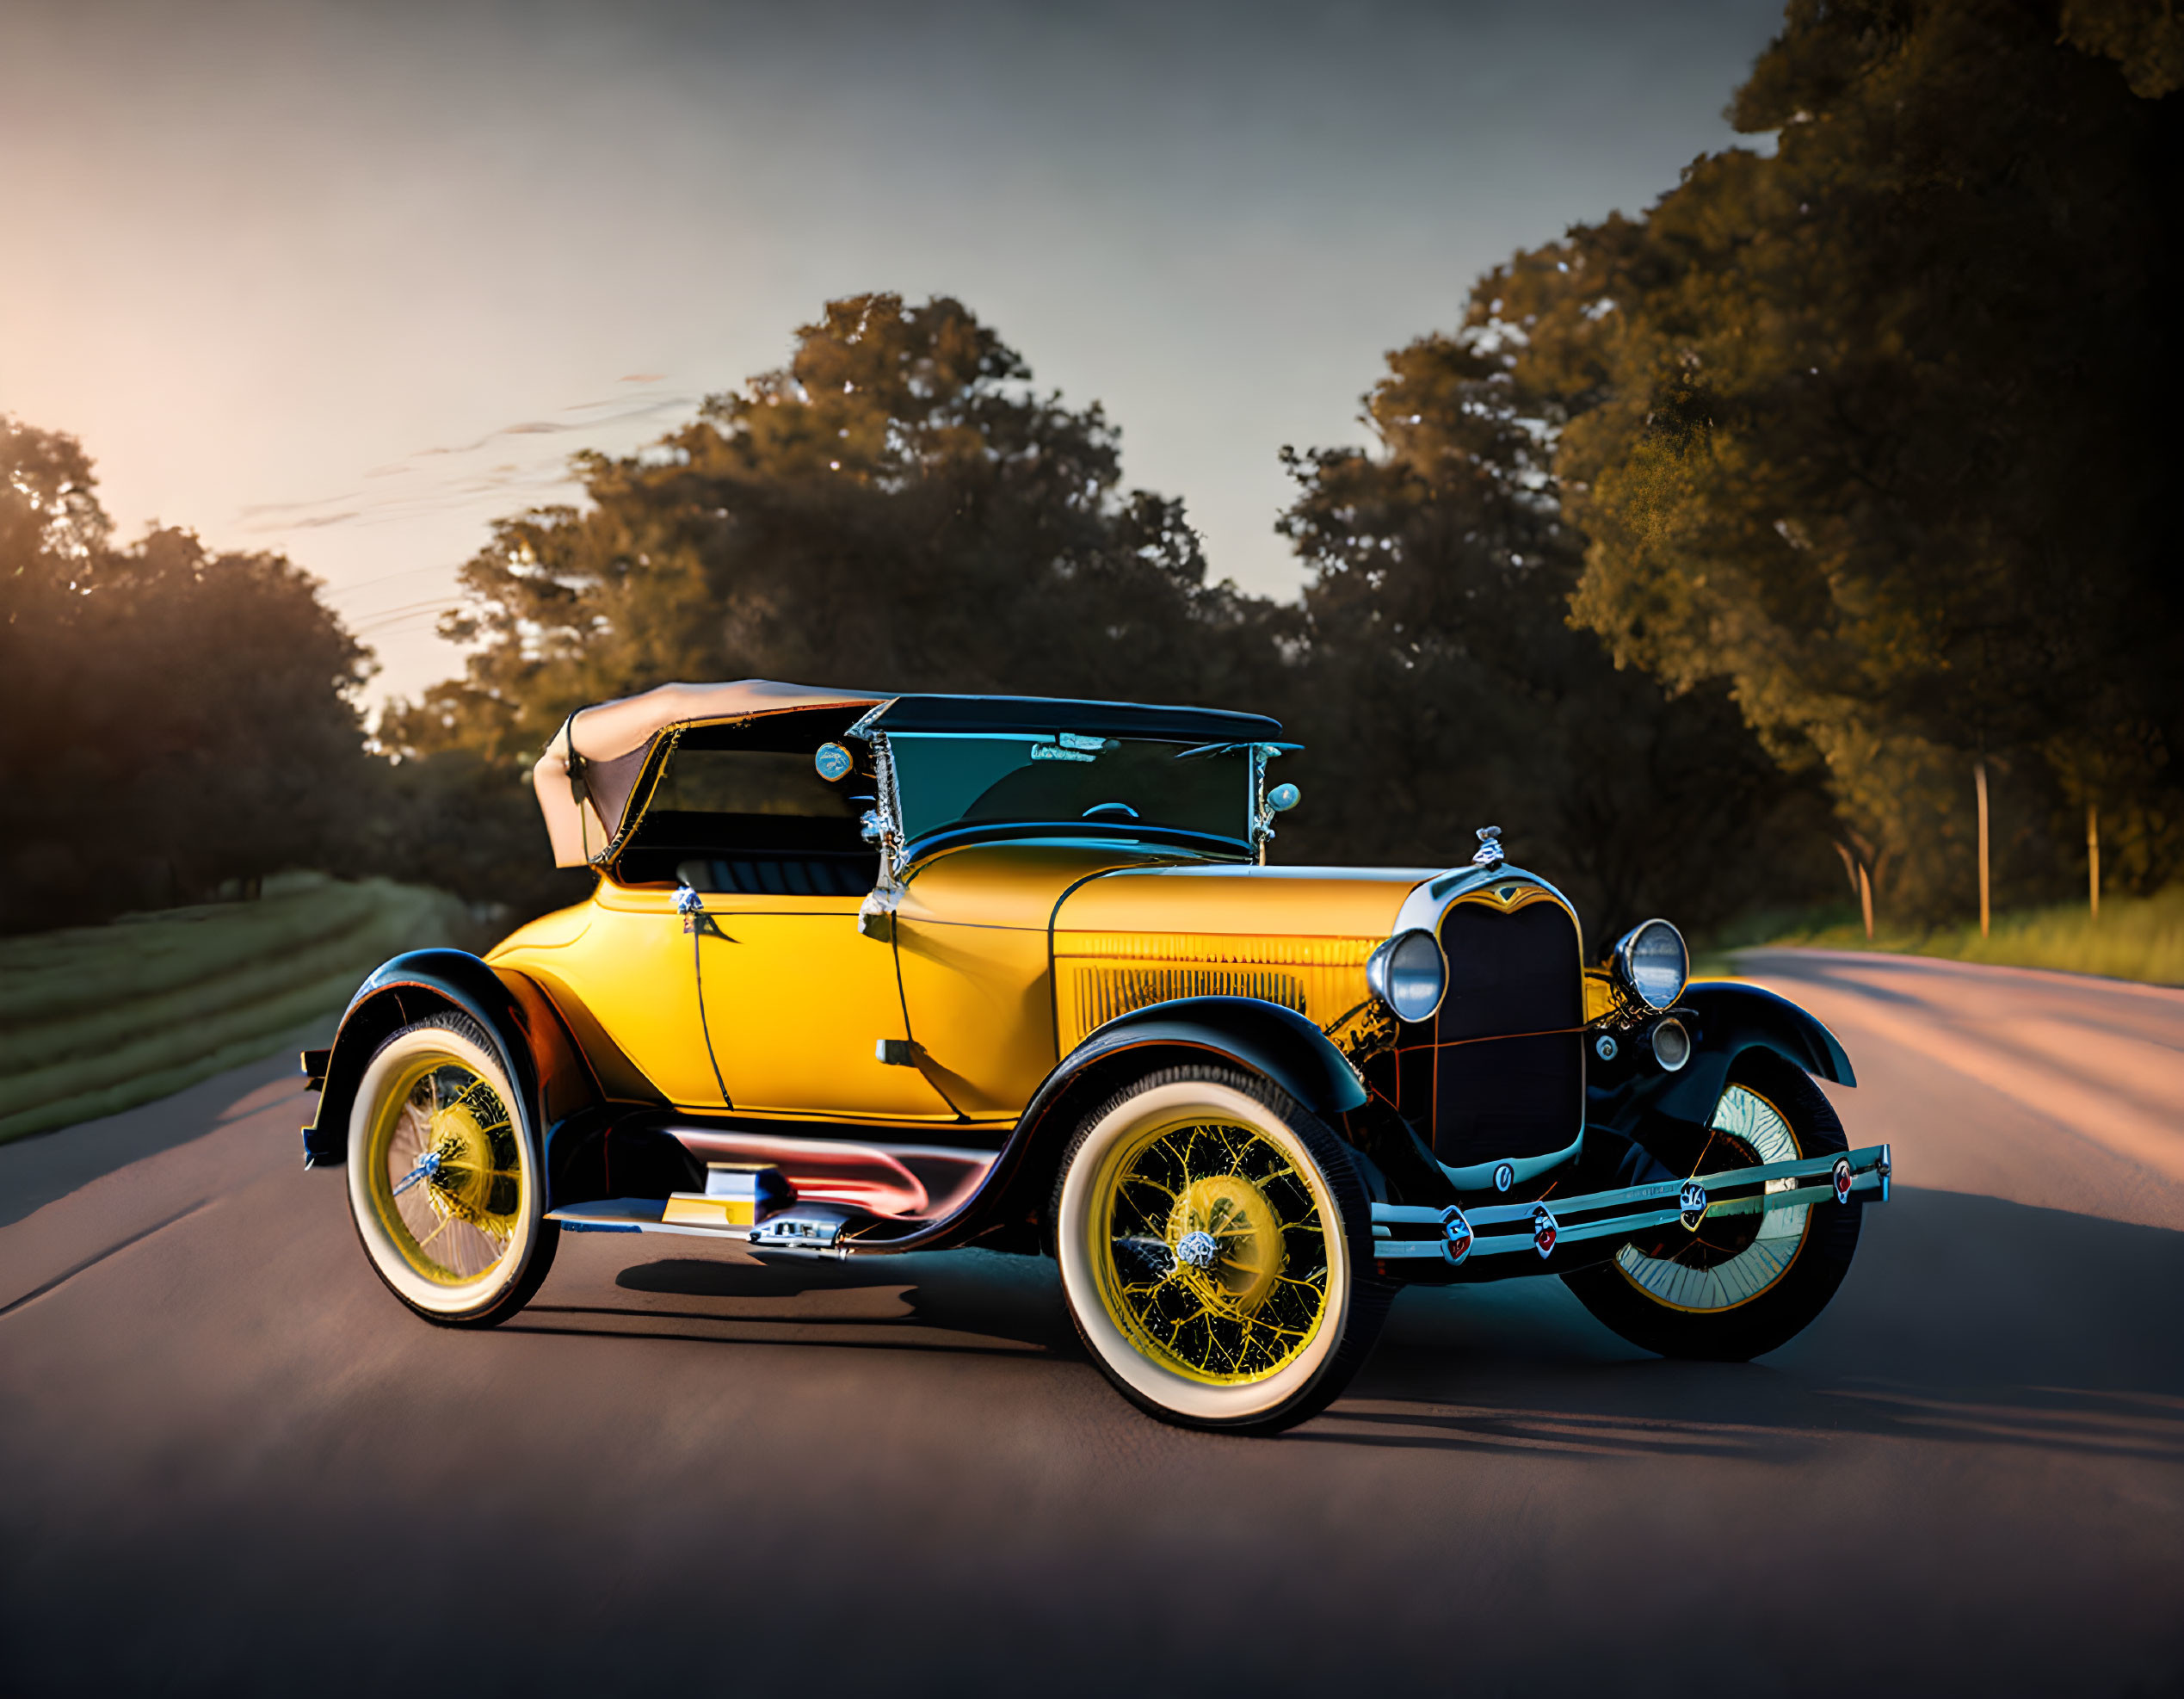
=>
[303,680,1891,1430]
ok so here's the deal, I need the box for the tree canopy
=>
[1467,0,2183,918]
[384,294,1272,769]
[1,418,373,930]
[1274,328,1835,942]
[22,0,2180,945]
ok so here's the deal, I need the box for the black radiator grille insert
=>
[1391,896,1585,1170]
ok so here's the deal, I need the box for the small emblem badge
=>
[1532,1203,1559,1259]
[1677,1180,1708,1232]
[1440,1205,1474,1267]
[813,741,854,782]
[1595,1033,1619,1062]
[1831,1158,1854,1206]
[1471,825,1505,869]
[1493,1162,1515,1193]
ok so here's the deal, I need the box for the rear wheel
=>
[346,1014,558,1327]
[1052,1066,1390,1432]
[1563,1049,1860,1361]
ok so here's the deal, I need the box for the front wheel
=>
[1563,1049,1860,1361]
[1052,1065,1391,1433]
[346,1013,558,1328]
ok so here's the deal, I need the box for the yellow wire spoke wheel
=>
[346,1015,553,1326]
[1101,1119,1327,1384]
[374,1063,522,1282]
[1054,1067,1385,1431]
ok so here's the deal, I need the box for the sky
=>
[1,0,1787,710]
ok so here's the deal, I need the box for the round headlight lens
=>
[1368,929,1447,1023]
[1615,918,1688,1011]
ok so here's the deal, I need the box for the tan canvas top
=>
[532,680,882,868]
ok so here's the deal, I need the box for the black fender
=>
[1031,996,1369,1125]
[299,950,599,1168]
[1591,979,1854,1135]
[855,996,1369,1255]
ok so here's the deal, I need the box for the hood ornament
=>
[1471,825,1505,869]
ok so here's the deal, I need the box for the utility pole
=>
[1974,759,1990,938]
[2088,803,2101,921]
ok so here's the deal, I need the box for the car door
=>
[621,712,956,1122]
[692,898,952,1119]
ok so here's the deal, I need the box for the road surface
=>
[3,949,2181,1695]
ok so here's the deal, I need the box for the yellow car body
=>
[305,680,1891,1429]
[490,845,1423,1129]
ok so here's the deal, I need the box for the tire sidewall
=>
[1055,1073,1360,1428]
[1567,1048,1860,1361]
[347,1017,546,1324]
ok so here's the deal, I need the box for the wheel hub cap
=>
[1166,1172,1286,1314]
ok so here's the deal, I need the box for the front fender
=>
[1594,979,1854,1133]
[299,950,598,1166]
[1037,996,1369,1122]
[867,996,1368,1255]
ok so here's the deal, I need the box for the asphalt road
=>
[3,949,2181,1696]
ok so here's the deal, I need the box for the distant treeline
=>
[6,0,2179,945]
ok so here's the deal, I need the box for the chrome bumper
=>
[1369,1143,1891,1266]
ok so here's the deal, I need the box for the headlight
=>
[1613,918,1688,1011]
[1367,929,1447,1022]
[1649,1016,1692,1072]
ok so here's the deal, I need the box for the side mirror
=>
[1267,782,1301,813]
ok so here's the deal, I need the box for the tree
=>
[1478,0,2184,920]
[1275,332,1835,947]
[386,294,1273,769]
[1,417,373,930]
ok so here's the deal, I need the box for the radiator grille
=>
[1391,893,1585,1170]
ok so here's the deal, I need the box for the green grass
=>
[1722,886,2184,986]
[0,873,477,1144]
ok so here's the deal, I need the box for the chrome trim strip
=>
[1368,1142,1892,1260]
[1390,860,1582,939]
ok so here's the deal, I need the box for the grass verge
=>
[0,873,478,1144]
[1718,886,2184,986]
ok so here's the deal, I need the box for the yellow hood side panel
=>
[1051,864,1424,1056]
[1051,931,1381,1053]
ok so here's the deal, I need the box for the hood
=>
[1049,861,1437,1050]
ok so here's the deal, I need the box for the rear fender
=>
[300,950,598,1170]
[1594,979,1855,1134]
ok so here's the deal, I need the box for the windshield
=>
[886,732,1255,848]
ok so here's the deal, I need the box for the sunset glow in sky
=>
[2,0,1785,708]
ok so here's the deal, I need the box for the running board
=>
[547,1196,873,1255]
[1368,1142,1892,1265]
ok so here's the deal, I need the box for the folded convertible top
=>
[530,679,1285,868]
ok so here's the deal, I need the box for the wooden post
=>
[2088,804,2101,921]
[1858,862,1874,942]
[1974,759,1990,938]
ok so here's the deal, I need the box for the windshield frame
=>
[852,716,1296,874]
